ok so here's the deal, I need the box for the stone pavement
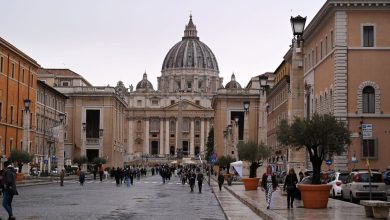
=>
[222,181,390,220]
[210,177,262,220]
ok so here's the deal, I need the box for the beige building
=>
[35,79,67,172]
[300,0,390,171]
[213,73,270,160]
[37,16,222,167]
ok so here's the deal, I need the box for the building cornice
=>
[0,37,40,68]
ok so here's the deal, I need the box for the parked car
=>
[382,170,390,185]
[341,169,387,203]
[327,171,349,198]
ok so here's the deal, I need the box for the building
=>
[35,79,67,172]
[127,15,218,160]
[0,37,40,164]
[38,69,128,168]
[266,48,306,172]
[300,0,390,171]
[37,16,221,167]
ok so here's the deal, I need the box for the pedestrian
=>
[196,170,204,193]
[261,165,277,209]
[298,171,304,182]
[99,166,104,182]
[114,167,121,186]
[217,171,224,191]
[189,172,196,192]
[283,168,298,208]
[3,161,18,220]
[79,170,85,186]
[60,169,65,187]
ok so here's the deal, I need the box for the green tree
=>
[92,157,107,167]
[72,155,88,170]
[238,141,270,178]
[9,149,33,173]
[205,127,214,162]
[217,155,236,174]
[277,113,351,184]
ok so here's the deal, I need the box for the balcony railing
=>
[86,138,99,145]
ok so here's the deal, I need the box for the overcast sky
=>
[1,0,325,88]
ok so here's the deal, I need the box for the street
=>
[10,175,226,220]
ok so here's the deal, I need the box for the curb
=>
[209,177,230,220]
[223,185,284,220]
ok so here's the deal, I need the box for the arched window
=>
[363,86,375,113]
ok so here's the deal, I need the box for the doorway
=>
[150,141,159,155]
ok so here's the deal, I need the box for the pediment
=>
[164,100,206,111]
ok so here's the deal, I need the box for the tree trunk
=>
[311,157,322,184]
[249,162,259,178]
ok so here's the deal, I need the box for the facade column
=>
[200,119,205,154]
[128,119,133,154]
[205,119,210,141]
[190,119,194,156]
[165,119,169,155]
[56,122,65,172]
[160,119,164,156]
[145,120,149,154]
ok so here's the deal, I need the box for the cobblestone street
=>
[11,175,226,220]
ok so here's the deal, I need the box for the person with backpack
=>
[3,161,18,220]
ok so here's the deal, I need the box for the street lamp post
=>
[56,113,65,172]
[22,99,31,174]
[243,101,250,143]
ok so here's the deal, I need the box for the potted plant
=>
[72,155,88,172]
[238,141,270,191]
[277,113,350,208]
[9,149,33,181]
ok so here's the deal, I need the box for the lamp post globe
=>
[24,99,31,111]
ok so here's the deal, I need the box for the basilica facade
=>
[127,16,222,159]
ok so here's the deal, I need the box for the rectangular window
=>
[151,100,158,105]
[0,102,2,121]
[22,69,25,83]
[363,26,374,47]
[311,50,314,67]
[10,106,14,123]
[187,82,192,89]
[362,139,376,158]
[170,100,175,105]
[316,46,318,63]
[10,139,13,152]
[320,41,323,60]
[11,63,15,78]
[195,100,200,105]
[325,36,328,55]
[62,81,70,86]
[0,57,3,73]
[331,30,334,48]
[137,100,142,106]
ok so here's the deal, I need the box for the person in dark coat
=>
[261,165,278,209]
[196,170,204,193]
[98,166,104,182]
[79,170,86,186]
[189,172,196,192]
[3,161,18,220]
[114,167,121,186]
[283,168,298,209]
[217,171,224,191]
[60,169,65,186]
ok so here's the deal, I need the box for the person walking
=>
[217,171,224,191]
[114,167,121,186]
[283,168,298,209]
[196,170,204,193]
[99,166,104,182]
[3,161,18,220]
[79,170,86,186]
[189,172,196,192]
[261,165,277,209]
[60,169,65,187]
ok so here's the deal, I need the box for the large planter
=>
[223,173,233,180]
[242,177,260,191]
[298,184,332,209]
[16,173,24,182]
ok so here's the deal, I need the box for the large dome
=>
[162,15,219,72]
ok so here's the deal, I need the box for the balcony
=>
[86,138,100,145]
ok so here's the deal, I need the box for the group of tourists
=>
[177,165,204,193]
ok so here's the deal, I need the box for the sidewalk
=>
[210,176,262,220]
[223,182,388,220]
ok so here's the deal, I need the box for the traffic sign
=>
[43,159,48,164]
[326,159,332,166]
